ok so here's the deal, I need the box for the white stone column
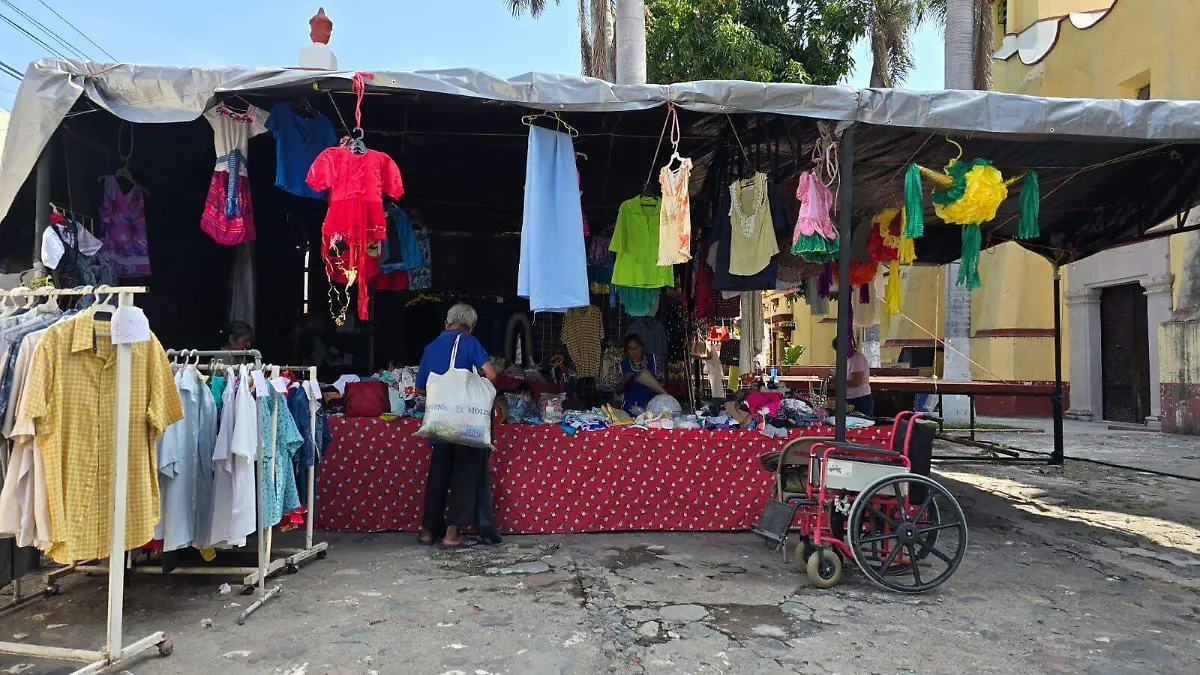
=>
[942,263,972,424]
[1064,287,1102,421]
[1142,274,1174,425]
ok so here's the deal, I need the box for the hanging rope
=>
[352,71,371,132]
[895,308,1015,385]
[813,122,840,212]
[642,103,673,194]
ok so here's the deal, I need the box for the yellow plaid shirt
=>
[22,309,182,564]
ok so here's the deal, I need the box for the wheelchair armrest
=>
[825,441,902,457]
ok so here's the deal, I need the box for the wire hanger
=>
[521,110,579,137]
[665,104,685,171]
[344,127,367,155]
[99,124,149,195]
[291,96,320,119]
[405,291,442,308]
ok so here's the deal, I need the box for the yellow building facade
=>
[986,0,1200,425]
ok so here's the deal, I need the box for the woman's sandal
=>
[438,538,479,550]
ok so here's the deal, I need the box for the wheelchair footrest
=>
[752,499,801,545]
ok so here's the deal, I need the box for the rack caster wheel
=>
[240,585,256,596]
[806,548,842,589]
[44,584,60,597]
[157,638,174,656]
[286,564,300,574]
[316,550,327,560]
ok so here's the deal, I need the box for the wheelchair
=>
[753,412,968,593]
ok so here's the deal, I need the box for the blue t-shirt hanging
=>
[266,102,338,199]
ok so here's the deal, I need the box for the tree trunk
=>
[944,0,976,90]
[941,0,976,423]
[615,0,646,85]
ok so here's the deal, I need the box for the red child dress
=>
[306,146,405,321]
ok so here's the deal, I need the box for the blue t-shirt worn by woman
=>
[416,329,491,446]
[415,330,490,390]
[620,354,658,414]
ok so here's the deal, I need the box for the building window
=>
[997,1,1008,29]
[1137,84,1151,100]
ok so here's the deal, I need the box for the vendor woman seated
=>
[616,334,660,414]
[832,337,874,417]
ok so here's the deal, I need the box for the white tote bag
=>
[416,335,497,448]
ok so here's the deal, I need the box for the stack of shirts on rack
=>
[156,363,329,555]
[0,303,184,564]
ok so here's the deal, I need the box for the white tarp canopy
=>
[6,57,1200,227]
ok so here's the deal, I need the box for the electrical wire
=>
[0,0,89,59]
[0,57,24,80]
[0,9,66,58]
[36,0,115,61]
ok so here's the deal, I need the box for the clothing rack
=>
[0,286,176,675]
[76,350,329,625]
[49,201,96,232]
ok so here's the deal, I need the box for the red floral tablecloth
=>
[316,417,892,534]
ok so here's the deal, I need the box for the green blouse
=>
[610,196,674,288]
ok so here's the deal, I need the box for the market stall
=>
[2,60,1200,544]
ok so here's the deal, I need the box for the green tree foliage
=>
[645,0,869,85]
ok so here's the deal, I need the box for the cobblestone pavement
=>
[1,435,1197,674]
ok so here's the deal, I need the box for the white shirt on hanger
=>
[207,365,259,548]
[40,222,104,270]
[0,330,53,550]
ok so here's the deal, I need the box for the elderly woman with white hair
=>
[415,302,499,548]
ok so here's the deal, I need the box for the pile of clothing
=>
[559,410,610,435]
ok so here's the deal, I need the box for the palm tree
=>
[614,0,645,84]
[868,0,921,88]
[936,0,993,90]
[506,0,553,17]
[508,0,619,82]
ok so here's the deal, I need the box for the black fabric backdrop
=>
[2,86,1198,368]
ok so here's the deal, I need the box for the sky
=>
[0,0,945,111]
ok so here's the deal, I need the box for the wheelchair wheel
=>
[857,500,942,575]
[805,548,842,589]
[847,474,967,593]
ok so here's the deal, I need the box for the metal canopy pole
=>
[33,142,53,277]
[833,125,856,442]
[1050,265,1066,465]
